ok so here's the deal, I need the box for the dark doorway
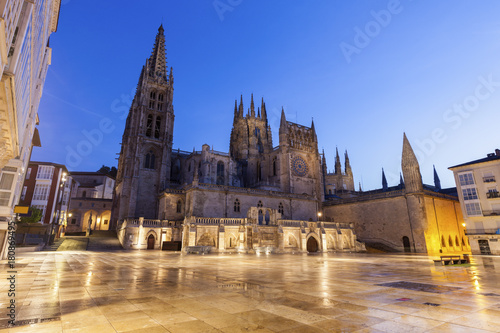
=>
[307,237,319,252]
[478,240,491,255]
[402,236,411,253]
[147,234,155,249]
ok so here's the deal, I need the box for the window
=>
[441,235,446,247]
[278,202,284,215]
[465,202,482,216]
[82,190,86,198]
[36,166,54,180]
[26,168,31,179]
[257,162,261,182]
[216,161,224,185]
[272,158,277,176]
[176,199,182,213]
[234,199,240,212]
[146,114,153,137]
[483,172,495,183]
[257,200,263,208]
[104,220,108,225]
[32,184,50,201]
[459,173,475,186]
[71,218,77,225]
[328,189,332,195]
[154,116,161,138]
[149,91,156,109]
[462,188,478,200]
[0,168,15,206]
[144,150,156,169]
[21,186,27,201]
[158,94,164,111]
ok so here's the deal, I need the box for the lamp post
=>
[49,171,67,245]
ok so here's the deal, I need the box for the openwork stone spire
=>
[402,133,423,193]
[148,24,167,79]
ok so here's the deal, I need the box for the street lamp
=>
[49,171,67,244]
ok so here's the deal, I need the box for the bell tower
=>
[113,25,174,224]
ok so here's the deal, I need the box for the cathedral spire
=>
[233,100,238,122]
[335,147,341,175]
[382,168,388,190]
[345,150,352,175]
[399,172,405,188]
[261,97,267,120]
[280,107,286,128]
[250,93,255,117]
[402,133,423,193]
[359,182,363,192]
[238,95,244,118]
[257,107,260,118]
[148,24,168,79]
[433,165,441,190]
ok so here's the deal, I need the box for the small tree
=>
[19,207,43,224]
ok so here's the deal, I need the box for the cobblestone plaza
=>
[1,251,500,332]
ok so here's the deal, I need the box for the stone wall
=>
[323,192,469,254]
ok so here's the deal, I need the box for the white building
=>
[0,0,61,259]
[449,149,500,255]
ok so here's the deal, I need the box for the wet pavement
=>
[1,251,500,332]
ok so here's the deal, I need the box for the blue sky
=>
[33,0,500,190]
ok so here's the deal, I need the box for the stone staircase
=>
[42,238,65,251]
[87,230,123,251]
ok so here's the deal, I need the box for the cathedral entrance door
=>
[402,236,411,252]
[147,235,155,250]
[307,237,319,252]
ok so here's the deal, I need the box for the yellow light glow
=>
[462,223,466,227]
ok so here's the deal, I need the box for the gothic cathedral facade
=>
[112,26,360,253]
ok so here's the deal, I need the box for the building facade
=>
[113,26,363,253]
[18,161,71,238]
[449,150,500,255]
[323,134,469,255]
[0,0,60,259]
[67,172,114,234]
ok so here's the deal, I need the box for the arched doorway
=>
[402,236,411,252]
[147,234,155,249]
[307,237,319,252]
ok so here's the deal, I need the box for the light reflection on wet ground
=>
[1,251,500,332]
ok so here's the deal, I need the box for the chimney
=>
[496,149,500,156]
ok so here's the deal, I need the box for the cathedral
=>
[112,26,467,255]
[112,25,361,253]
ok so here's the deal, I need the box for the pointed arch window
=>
[273,157,277,176]
[278,202,284,215]
[154,116,161,139]
[146,114,153,137]
[257,162,262,182]
[144,150,156,169]
[157,94,164,111]
[149,91,156,109]
[234,199,240,212]
[176,199,182,213]
[216,161,224,185]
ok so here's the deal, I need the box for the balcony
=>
[483,176,496,183]
[486,191,500,199]
[482,210,500,216]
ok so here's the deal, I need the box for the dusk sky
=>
[32,1,500,190]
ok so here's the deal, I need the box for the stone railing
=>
[192,217,245,225]
[122,218,170,228]
[280,220,301,227]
